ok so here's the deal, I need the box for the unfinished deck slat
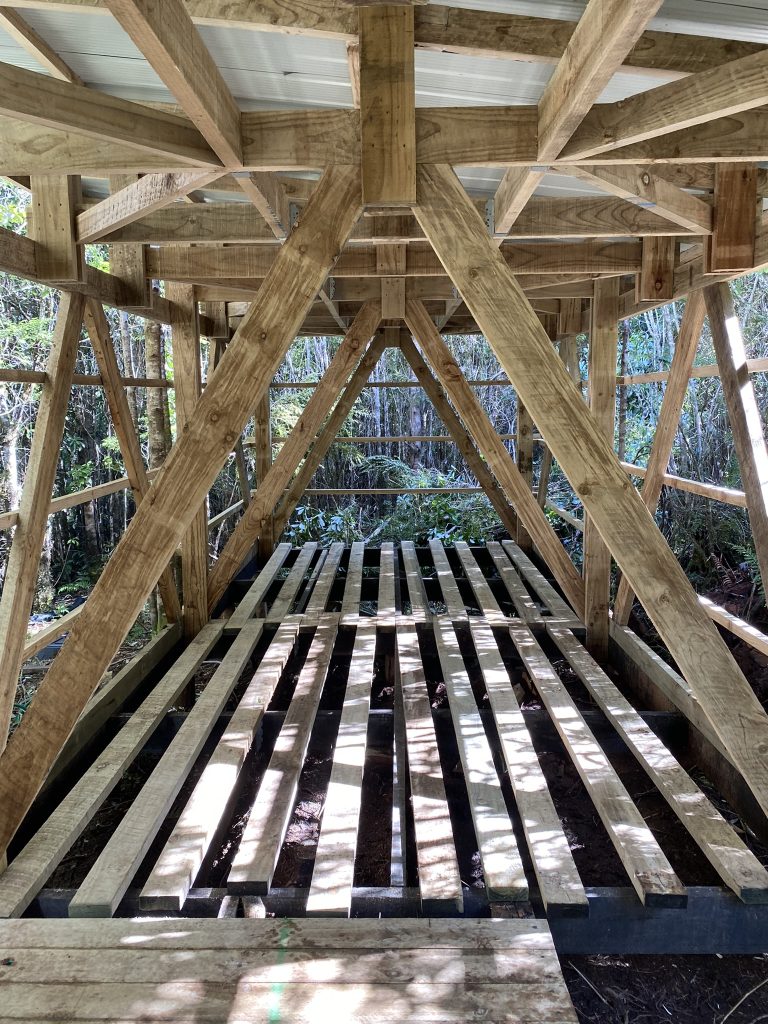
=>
[307,622,377,916]
[549,625,768,903]
[396,623,463,912]
[228,619,338,893]
[509,620,686,906]
[69,622,264,918]
[401,540,429,621]
[266,542,318,622]
[304,541,344,620]
[453,541,506,624]
[0,622,224,919]
[340,540,365,624]
[378,541,397,627]
[468,619,588,913]
[487,541,544,625]
[223,542,291,632]
[433,617,527,899]
[141,619,302,912]
[502,540,582,627]
[428,539,467,621]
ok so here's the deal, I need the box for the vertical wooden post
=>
[584,277,620,660]
[0,292,85,745]
[167,282,208,637]
[708,164,758,273]
[637,237,675,302]
[107,174,150,309]
[29,176,82,283]
[516,398,534,551]
[254,386,274,560]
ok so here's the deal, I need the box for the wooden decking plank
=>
[304,542,344,620]
[378,541,397,627]
[396,623,464,912]
[508,620,686,906]
[468,619,587,913]
[502,540,582,627]
[69,622,265,918]
[401,540,429,621]
[224,542,292,631]
[433,617,527,899]
[487,541,543,625]
[140,619,302,912]
[307,623,377,916]
[454,541,506,624]
[228,619,338,893]
[549,625,768,903]
[0,622,224,920]
[266,542,318,622]
[340,540,365,624]
[428,539,467,621]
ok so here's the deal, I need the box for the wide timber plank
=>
[307,622,376,915]
[228,619,337,893]
[378,541,397,626]
[29,175,80,282]
[305,542,345,620]
[434,617,527,900]
[267,543,318,622]
[0,164,364,861]
[140,619,300,912]
[340,541,365,624]
[0,292,84,745]
[401,540,429,621]
[0,622,222,919]
[549,626,768,903]
[486,542,543,626]
[500,542,581,629]
[396,623,463,912]
[413,161,768,824]
[69,622,263,917]
[428,539,466,621]
[223,543,292,631]
[710,164,759,272]
[510,620,685,905]
[453,541,505,625]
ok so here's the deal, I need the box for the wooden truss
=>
[2,0,768,869]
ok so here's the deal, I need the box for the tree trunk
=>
[119,312,139,431]
[145,321,168,470]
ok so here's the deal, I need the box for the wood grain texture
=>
[709,164,758,272]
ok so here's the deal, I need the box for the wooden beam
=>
[106,0,242,166]
[0,164,364,859]
[29,175,80,282]
[614,290,706,624]
[705,282,768,590]
[561,48,768,160]
[412,161,768,820]
[0,8,83,83]
[359,4,415,206]
[404,298,585,616]
[83,299,181,625]
[637,236,675,302]
[105,175,150,309]
[0,292,84,746]
[584,277,619,659]
[708,164,758,273]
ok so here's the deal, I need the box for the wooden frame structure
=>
[1,0,768,1003]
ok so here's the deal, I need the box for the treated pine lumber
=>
[508,620,685,905]
[207,498,243,530]
[252,384,274,560]
[637,236,675,302]
[223,543,292,632]
[401,541,429,621]
[228,619,337,893]
[0,164,365,862]
[453,542,505,625]
[486,542,543,625]
[468,619,586,912]
[619,357,768,387]
[267,543,318,623]
[20,603,84,661]
[709,165,758,272]
[359,4,415,206]
[305,542,345,620]
[29,175,80,282]
[107,0,242,167]
[705,282,768,590]
[584,276,619,659]
[395,623,463,912]
[399,334,519,537]
[378,542,397,626]
[307,622,377,915]
[428,540,466,621]
[622,462,747,507]
[614,290,706,623]
[516,397,534,549]
[141,619,300,912]
[700,596,768,660]
[106,173,150,308]
[549,626,768,903]
[84,299,180,623]
[405,301,584,615]
[295,548,329,616]
[0,292,84,745]
[0,8,82,82]
[414,161,768,822]
[508,197,692,239]
[501,541,581,628]
[340,541,365,624]
[433,618,527,900]
[0,60,219,166]
[0,622,222,919]
[561,48,768,160]
[207,302,381,611]
[69,622,263,917]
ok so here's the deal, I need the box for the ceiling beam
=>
[0,8,83,83]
